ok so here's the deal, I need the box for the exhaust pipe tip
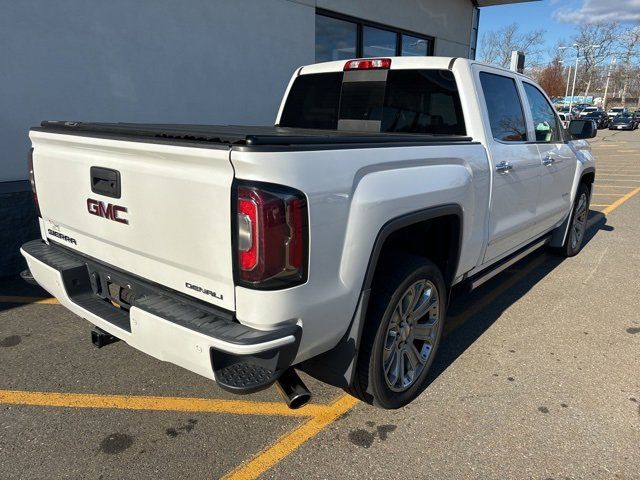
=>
[287,390,312,410]
[276,368,312,409]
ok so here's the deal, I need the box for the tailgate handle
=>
[90,167,121,198]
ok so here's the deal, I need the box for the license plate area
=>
[87,267,138,314]
[106,282,134,311]
[49,240,234,334]
[61,264,132,332]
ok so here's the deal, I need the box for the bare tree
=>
[618,26,640,105]
[571,22,619,94]
[479,23,546,69]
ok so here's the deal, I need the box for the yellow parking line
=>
[597,174,640,177]
[596,173,640,177]
[602,186,640,215]
[0,389,328,418]
[594,179,640,183]
[596,168,640,171]
[0,296,59,305]
[590,204,609,207]
[222,394,359,480]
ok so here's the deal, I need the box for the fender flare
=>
[299,204,463,388]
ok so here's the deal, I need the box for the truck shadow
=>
[426,209,612,385]
[0,274,50,314]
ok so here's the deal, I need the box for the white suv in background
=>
[579,107,600,118]
[607,107,628,119]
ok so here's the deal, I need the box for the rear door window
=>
[479,72,528,142]
[522,83,563,142]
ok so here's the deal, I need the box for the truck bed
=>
[34,121,473,148]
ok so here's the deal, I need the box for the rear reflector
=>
[344,58,391,71]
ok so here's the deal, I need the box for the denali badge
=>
[47,228,77,245]
[185,282,223,300]
[87,198,128,224]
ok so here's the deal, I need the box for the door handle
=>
[495,161,513,173]
[542,156,555,166]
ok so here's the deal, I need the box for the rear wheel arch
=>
[297,204,463,390]
[363,204,463,291]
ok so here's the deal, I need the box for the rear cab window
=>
[279,69,466,136]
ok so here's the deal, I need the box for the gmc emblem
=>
[87,198,129,225]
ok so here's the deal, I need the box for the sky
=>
[478,0,640,62]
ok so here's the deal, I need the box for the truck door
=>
[521,82,576,233]
[477,70,542,263]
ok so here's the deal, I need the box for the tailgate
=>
[29,130,235,311]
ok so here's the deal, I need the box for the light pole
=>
[603,56,616,112]
[559,44,580,112]
[559,44,600,113]
[565,65,572,100]
[559,60,573,102]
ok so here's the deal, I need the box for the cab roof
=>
[298,56,535,82]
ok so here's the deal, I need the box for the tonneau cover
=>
[34,121,472,147]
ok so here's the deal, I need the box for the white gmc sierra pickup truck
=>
[21,57,596,409]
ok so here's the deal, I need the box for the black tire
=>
[560,183,590,257]
[347,255,446,409]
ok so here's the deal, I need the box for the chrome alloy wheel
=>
[382,279,440,392]
[571,192,588,251]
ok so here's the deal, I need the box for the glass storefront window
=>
[315,12,432,62]
[315,15,357,62]
[401,35,429,56]
[362,26,397,58]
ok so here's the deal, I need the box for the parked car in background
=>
[573,105,594,117]
[558,106,573,119]
[584,111,609,129]
[558,113,571,129]
[632,110,640,126]
[607,107,628,119]
[579,107,601,118]
[609,113,636,130]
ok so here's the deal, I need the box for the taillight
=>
[236,182,308,288]
[344,58,391,71]
[28,148,41,217]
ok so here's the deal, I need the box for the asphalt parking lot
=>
[1,130,639,480]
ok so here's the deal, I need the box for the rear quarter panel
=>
[230,143,490,361]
